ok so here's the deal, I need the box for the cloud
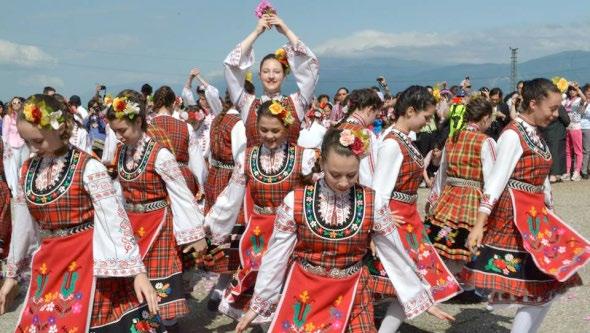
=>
[314,22,590,64]
[0,39,56,67]
[18,75,64,89]
[82,34,141,52]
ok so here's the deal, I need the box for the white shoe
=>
[571,172,582,181]
[561,173,571,181]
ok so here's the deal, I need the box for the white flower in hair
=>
[49,110,63,130]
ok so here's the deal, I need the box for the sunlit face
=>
[108,117,144,146]
[257,115,288,150]
[321,149,360,194]
[11,98,22,112]
[198,94,209,110]
[568,88,578,99]
[407,104,436,132]
[585,89,590,102]
[336,89,348,103]
[259,58,285,95]
[17,120,65,156]
[363,106,380,125]
[527,91,561,128]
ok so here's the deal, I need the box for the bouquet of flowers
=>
[255,0,276,18]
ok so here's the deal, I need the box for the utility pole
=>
[510,47,518,91]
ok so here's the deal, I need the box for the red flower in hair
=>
[31,106,43,123]
[350,137,364,156]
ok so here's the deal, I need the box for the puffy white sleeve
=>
[154,148,206,245]
[543,176,554,209]
[301,148,318,176]
[372,138,403,211]
[481,137,497,186]
[427,147,447,205]
[224,43,256,122]
[5,183,39,278]
[3,141,18,197]
[297,121,327,149]
[250,192,297,317]
[182,86,197,107]
[83,159,146,277]
[372,206,434,319]
[101,125,119,166]
[187,123,208,188]
[285,40,320,121]
[204,150,247,245]
[230,118,247,161]
[479,130,522,215]
[205,84,223,116]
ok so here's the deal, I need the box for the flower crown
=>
[339,129,370,157]
[274,48,291,75]
[23,99,64,130]
[112,96,141,120]
[268,100,294,126]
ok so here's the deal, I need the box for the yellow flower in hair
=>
[245,71,253,83]
[552,76,569,93]
[274,47,290,75]
[269,100,284,115]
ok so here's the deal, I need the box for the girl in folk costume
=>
[198,87,248,309]
[336,88,383,187]
[106,90,208,333]
[150,85,207,195]
[182,68,223,160]
[463,78,589,333]
[204,100,317,321]
[425,95,496,274]
[236,128,453,333]
[372,86,461,332]
[224,12,319,147]
[0,94,160,332]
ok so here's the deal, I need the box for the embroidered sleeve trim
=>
[94,256,146,277]
[250,294,277,317]
[5,257,31,279]
[86,170,117,202]
[373,206,398,236]
[275,203,296,233]
[226,43,242,67]
[401,289,434,320]
[174,226,206,245]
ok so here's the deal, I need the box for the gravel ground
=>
[1,181,589,332]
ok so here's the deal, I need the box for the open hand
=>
[427,305,455,321]
[466,224,484,253]
[235,309,258,333]
[0,278,17,315]
[133,273,159,314]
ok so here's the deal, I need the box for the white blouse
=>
[297,120,327,150]
[204,143,317,245]
[6,157,146,278]
[224,40,319,124]
[119,135,206,245]
[250,180,433,320]
[479,117,553,215]
[70,125,93,155]
[372,129,416,212]
[101,125,118,166]
[428,127,497,204]
[181,84,223,116]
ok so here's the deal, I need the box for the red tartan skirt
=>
[127,208,189,320]
[461,189,583,305]
[204,165,233,214]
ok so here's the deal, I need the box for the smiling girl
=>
[224,14,319,147]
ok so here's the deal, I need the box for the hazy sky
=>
[2,0,589,102]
